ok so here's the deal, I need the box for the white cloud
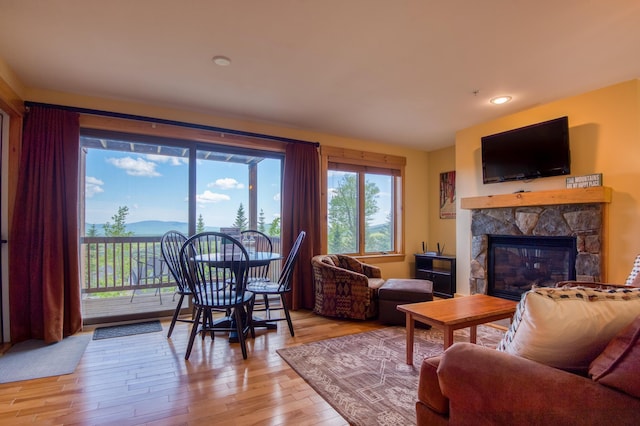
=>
[146,154,187,166]
[273,193,281,201]
[107,156,161,177]
[85,176,104,197]
[196,190,231,203]
[208,177,245,190]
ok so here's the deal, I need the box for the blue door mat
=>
[93,320,162,340]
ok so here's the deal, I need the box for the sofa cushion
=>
[589,314,640,398]
[497,286,640,372]
[625,254,640,285]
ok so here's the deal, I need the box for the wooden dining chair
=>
[160,230,194,338]
[179,232,254,360]
[247,231,306,337]
[240,230,273,279]
[240,230,274,312]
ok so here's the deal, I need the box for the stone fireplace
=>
[461,187,611,299]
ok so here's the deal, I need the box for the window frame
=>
[79,115,286,236]
[320,146,405,260]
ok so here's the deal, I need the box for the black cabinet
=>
[414,254,456,298]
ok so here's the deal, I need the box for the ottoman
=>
[378,278,433,326]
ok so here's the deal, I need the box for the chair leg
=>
[185,307,203,360]
[246,299,255,339]
[263,294,270,318]
[167,293,185,338]
[281,294,294,337]
[203,309,214,340]
[234,306,248,360]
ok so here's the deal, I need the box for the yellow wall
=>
[0,70,431,279]
[455,79,640,294]
[9,62,638,289]
[427,145,456,256]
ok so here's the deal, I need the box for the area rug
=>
[0,334,91,383]
[277,325,505,426]
[93,320,162,340]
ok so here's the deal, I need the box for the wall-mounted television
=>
[481,116,570,184]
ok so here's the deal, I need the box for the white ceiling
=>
[1,0,640,151]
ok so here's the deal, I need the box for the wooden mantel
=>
[460,186,612,210]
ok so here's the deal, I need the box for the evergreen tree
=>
[233,203,248,230]
[87,223,98,237]
[258,209,266,233]
[196,214,205,233]
[103,206,134,236]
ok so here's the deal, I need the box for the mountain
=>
[86,220,218,236]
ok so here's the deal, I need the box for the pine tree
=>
[196,214,205,233]
[258,209,266,233]
[87,223,98,237]
[233,203,248,230]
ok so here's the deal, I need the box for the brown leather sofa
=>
[417,332,640,425]
[417,262,640,425]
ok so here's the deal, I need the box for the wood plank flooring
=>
[0,310,386,425]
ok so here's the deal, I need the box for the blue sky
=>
[84,147,282,228]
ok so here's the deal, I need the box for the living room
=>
[1,2,640,424]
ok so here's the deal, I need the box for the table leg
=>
[470,325,477,344]
[405,312,415,365]
[443,327,454,350]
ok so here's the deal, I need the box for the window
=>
[322,146,405,256]
[78,123,284,322]
[80,130,283,238]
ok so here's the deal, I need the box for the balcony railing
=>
[80,236,282,295]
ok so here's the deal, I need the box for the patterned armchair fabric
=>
[311,254,385,320]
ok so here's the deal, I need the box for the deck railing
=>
[80,236,282,294]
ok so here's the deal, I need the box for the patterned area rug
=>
[277,325,505,426]
[93,320,163,340]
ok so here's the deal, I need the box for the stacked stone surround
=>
[469,203,603,295]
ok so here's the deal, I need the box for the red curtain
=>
[282,143,321,310]
[9,105,82,343]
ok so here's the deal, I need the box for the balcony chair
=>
[160,230,194,338]
[311,254,385,320]
[179,232,254,360]
[246,231,306,337]
[129,253,170,303]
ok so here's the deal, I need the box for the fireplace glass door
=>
[488,235,577,301]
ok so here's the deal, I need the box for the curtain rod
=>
[24,101,320,147]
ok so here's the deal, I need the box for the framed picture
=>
[439,171,456,219]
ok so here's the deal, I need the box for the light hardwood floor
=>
[0,310,387,425]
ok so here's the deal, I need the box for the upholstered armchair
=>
[311,254,385,320]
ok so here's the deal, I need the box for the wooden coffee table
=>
[397,294,517,364]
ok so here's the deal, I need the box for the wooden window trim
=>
[320,146,405,257]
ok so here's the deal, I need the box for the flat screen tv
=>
[481,116,570,184]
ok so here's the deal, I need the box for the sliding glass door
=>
[79,131,282,324]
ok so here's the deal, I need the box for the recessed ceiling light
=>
[212,55,231,66]
[490,96,512,105]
